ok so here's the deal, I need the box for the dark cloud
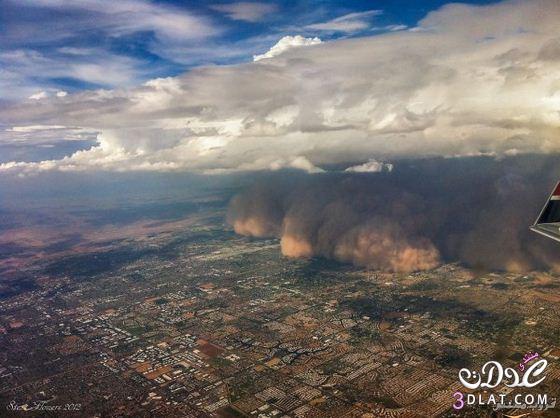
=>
[227,155,560,273]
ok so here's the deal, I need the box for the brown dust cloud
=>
[227,156,560,273]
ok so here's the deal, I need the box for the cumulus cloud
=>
[345,159,393,173]
[2,0,560,174]
[306,10,382,33]
[227,156,560,273]
[253,35,322,61]
[211,2,277,22]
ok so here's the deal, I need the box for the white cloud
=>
[210,2,277,22]
[345,160,393,173]
[2,0,221,99]
[371,24,408,32]
[306,10,382,33]
[253,35,321,61]
[386,24,407,32]
[56,91,68,97]
[2,0,560,175]
[28,91,48,100]
[8,125,67,133]
[11,0,218,42]
[0,48,151,100]
[2,124,97,147]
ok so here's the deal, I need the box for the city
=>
[1,204,559,417]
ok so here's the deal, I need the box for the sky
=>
[2,0,560,175]
[2,0,501,97]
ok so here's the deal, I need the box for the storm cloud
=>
[227,156,560,272]
[2,0,560,174]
